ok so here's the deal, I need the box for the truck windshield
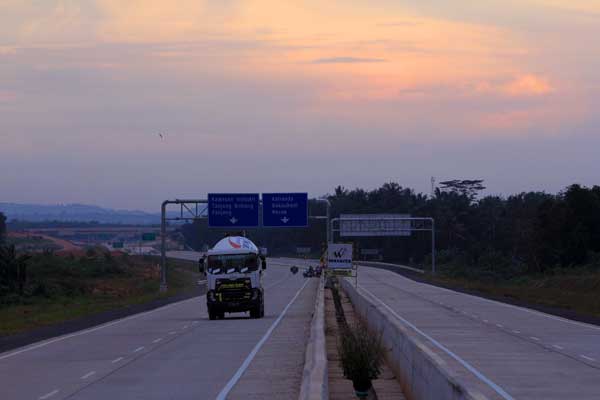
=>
[207,254,258,274]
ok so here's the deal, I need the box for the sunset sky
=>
[1,1,599,211]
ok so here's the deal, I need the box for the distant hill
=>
[0,203,162,225]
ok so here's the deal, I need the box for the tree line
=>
[181,182,600,279]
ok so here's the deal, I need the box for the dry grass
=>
[428,269,600,318]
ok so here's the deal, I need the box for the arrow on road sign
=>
[281,217,290,224]
[230,217,238,224]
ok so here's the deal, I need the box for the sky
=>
[1,0,599,211]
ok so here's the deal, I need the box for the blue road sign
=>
[262,193,308,227]
[208,193,259,227]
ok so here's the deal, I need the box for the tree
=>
[0,212,6,244]
[439,180,486,201]
[0,244,30,296]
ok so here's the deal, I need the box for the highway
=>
[0,254,318,400]
[355,265,600,400]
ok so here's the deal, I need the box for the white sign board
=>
[360,248,380,255]
[296,247,311,254]
[327,243,353,269]
[340,214,412,237]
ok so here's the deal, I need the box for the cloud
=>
[0,46,17,55]
[376,21,421,27]
[311,57,387,64]
[476,75,554,97]
[503,75,554,96]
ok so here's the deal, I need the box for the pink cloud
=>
[0,91,17,103]
[476,75,554,97]
[503,75,554,96]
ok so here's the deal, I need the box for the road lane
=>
[356,266,600,400]
[0,258,318,400]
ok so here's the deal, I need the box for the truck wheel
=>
[218,311,225,319]
[260,299,265,318]
[208,308,217,320]
[250,306,260,319]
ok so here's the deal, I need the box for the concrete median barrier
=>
[298,278,328,400]
[341,278,488,400]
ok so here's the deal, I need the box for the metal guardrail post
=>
[160,201,168,292]
[431,218,436,275]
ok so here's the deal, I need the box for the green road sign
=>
[142,233,156,241]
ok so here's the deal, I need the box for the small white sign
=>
[328,243,353,269]
[296,247,311,254]
[340,214,412,237]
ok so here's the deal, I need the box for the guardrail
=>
[341,278,488,400]
[357,261,425,274]
[298,277,328,400]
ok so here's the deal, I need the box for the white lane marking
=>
[0,296,201,360]
[182,325,189,329]
[552,345,564,350]
[360,285,516,400]
[215,279,310,400]
[133,346,145,353]
[39,389,59,399]
[152,338,163,344]
[483,319,489,323]
[512,330,521,334]
[169,331,177,335]
[191,321,198,325]
[496,324,504,328]
[81,371,96,379]
[111,357,124,363]
[530,336,540,341]
[580,355,596,362]
[369,267,600,332]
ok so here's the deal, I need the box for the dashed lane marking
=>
[215,279,310,400]
[0,296,200,360]
[39,389,59,399]
[81,371,96,379]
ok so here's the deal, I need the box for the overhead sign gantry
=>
[159,193,329,291]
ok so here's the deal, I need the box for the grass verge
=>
[0,254,201,336]
[426,268,600,319]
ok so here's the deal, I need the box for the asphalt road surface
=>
[355,265,600,400]
[0,254,318,400]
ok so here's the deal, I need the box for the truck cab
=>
[200,236,266,320]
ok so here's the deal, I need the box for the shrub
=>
[337,321,385,393]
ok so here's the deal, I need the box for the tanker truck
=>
[199,235,266,320]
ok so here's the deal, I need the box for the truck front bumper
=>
[206,289,261,312]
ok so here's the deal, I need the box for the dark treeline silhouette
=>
[0,212,6,244]
[180,182,600,278]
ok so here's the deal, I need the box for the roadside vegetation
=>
[181,181,600,318]
[0,244,200,336]
[428,266,600,318]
